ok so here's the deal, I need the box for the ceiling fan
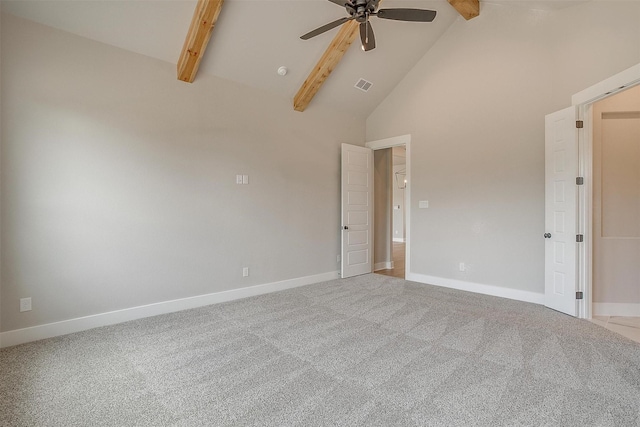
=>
[300,0,437,51]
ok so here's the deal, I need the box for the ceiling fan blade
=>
[327,0,353,7]
[359,21,376,51]
[300,17,353,40]
[376,8,437,22]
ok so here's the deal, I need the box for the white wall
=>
[0,14,365,333]
[367,1,640,296]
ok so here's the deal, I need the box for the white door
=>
[544,106,579,316]
[341,143,373,278]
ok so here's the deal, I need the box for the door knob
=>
[544,233,552,238]
[343,226,349,230]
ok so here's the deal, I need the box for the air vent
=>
[354,78,373,92]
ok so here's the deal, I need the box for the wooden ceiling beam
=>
[448,0,479,20]
[177,0,224,83]
[293,20,360,112]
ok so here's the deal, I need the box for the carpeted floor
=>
[1,274,639,426]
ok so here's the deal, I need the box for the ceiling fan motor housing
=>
[349,0,376,22]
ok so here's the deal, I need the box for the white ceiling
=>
[0,0,587,117]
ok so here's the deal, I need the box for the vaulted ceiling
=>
[1,0,579,118]
[178,0,479,113]
[2,0,463,118]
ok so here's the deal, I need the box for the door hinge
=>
[576,177,584,185]
[576,120,584,128]
[576,234,584,242]
[576,291,584,300]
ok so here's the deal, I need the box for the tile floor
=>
[588,316,640,344]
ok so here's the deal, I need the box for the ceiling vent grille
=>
[354,78,373,92]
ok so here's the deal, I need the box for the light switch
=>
[242,175,249,185]
[236,175,243,184]
[419,200,429,209]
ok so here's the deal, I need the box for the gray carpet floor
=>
[1,274,640,426]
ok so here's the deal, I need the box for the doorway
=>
[373,147,406,279]
[544,63,640,320]
[365,135,411,280]
[555,63,640,326]
[588,85,640,342]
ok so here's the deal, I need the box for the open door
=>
[341,143,373,278]
[544,106,579,316]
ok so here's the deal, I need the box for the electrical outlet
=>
[242,175,249,185]
[242,267,249,277]
[459,262,466,272]
[20,297,32,312]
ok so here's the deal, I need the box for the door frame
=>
[366,134,411,277]
[571,63,640,319]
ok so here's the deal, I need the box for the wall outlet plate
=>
[20,297,32,312]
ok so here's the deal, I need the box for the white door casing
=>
[341,143,373,278]
[592,90,640,316]
[366,134,411,277]
[545,106,579,316]
[572,62,640,319]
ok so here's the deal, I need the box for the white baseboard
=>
[406,272,545,305]
[374,261,394,271]
[0,271,340,349]
[593,303,640,317]
[392,238,405,243]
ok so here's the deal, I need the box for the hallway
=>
[375,242,405,279]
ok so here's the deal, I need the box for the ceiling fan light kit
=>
[301,0,437,52]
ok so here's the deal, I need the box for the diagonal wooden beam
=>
[448,0,479,20]
[177,0,224,83]
[293,20,360,112]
